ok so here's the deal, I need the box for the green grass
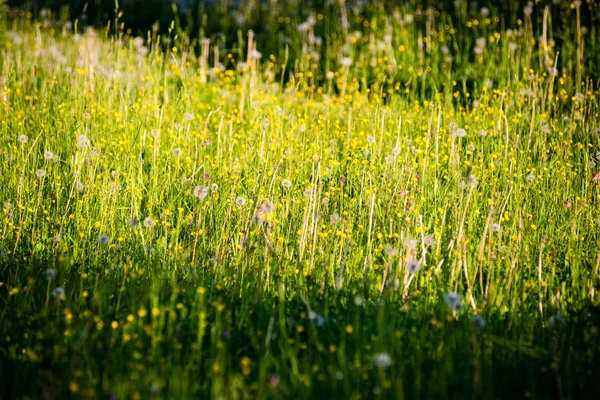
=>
[1,1,600,398]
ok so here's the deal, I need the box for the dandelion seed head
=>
[403,236,418,250]
[53,287,65,298]
[193,186,210,200]
[308,310,325,326]
[340,57,352,67]
[172,147,183,157]
[260,201,275,214]
[472,314,486,329]
[45,268,57,281]
[373,352,392,369]
[18,134,29,144]
[454,128,467,138]
[97,234,111,245]
[444,291,463,311]
[407,259,421,273]
[143,217,156,228]
[526,174,535,182]
[548,313,567,328]
[424,234,436,247]
[43,151,54,160]
[384,245,399,258]
[77,134,90,148]
[235,196,247,207]
[491,223,501,232]
[281,179,292,189]
[330,213,341,224]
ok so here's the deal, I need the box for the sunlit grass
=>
[1,1,600,398]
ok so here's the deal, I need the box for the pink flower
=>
[564,200,572,208]
[269,374,280,387]
[593,173,600,182]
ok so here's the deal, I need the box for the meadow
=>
[1,1,600,398]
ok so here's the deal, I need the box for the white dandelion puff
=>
[406,259,421,273]
[53,287,65,298]
[143,217,156,228]
[444,291,463,311]
[45,268,57,281]
[373,352,392,369]
[403,236,418,250]
[97,234,111,245]
[330,213,341,224]
[235,196,247,207]
[77,134,90,148]
[454,128,467,138]
[193,186,210,200]
[384,245,399,258]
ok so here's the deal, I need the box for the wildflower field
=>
[1,0,600,398]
